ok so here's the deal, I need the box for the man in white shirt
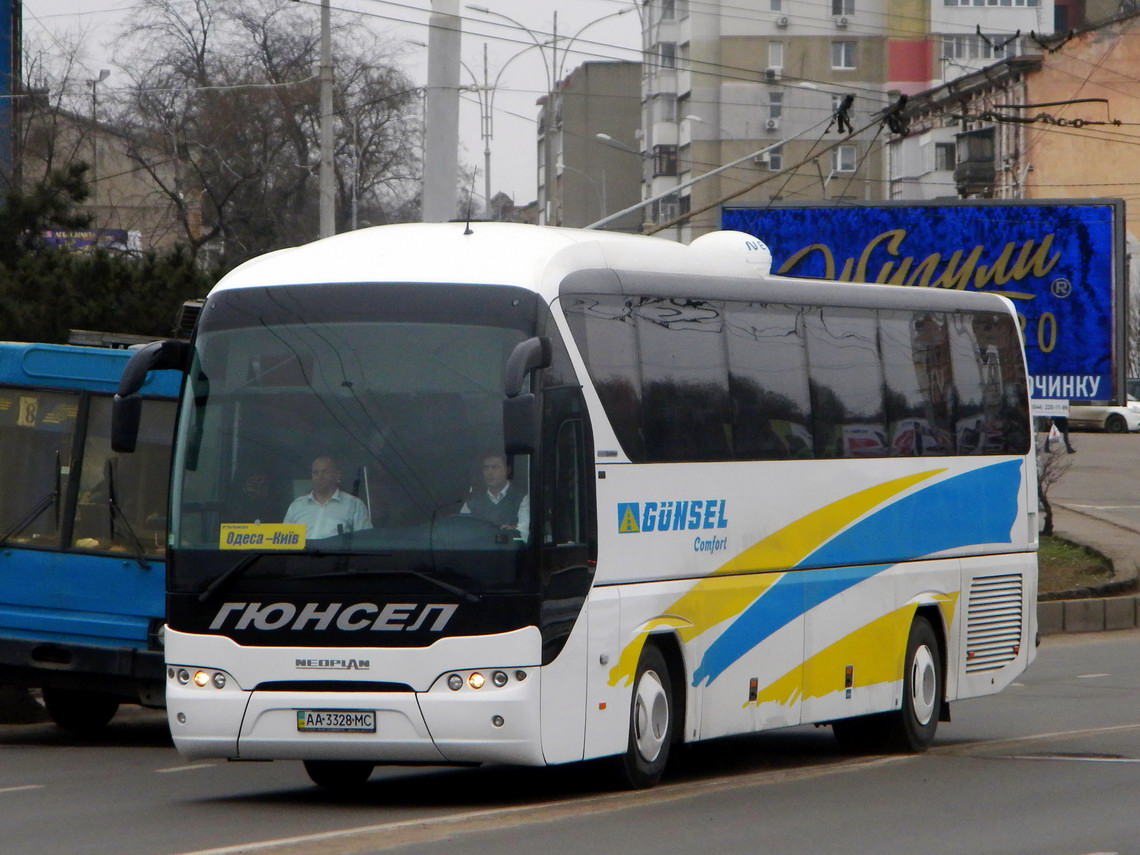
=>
[460,452,529,540]
[284,455,372,539]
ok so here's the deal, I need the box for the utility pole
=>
[319,0,335,238]
[423,0,461,222]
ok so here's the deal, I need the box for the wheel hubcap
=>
[910,644,937,725]
[634,669,669,762]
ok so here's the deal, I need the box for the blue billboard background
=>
[722,201,1122,403]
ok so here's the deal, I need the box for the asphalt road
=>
[1050,431,1140,534]
[2,629,1139,855]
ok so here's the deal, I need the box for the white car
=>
[1068,396,1140,433]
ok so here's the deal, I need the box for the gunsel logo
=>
[618,500,729,533]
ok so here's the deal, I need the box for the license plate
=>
[296,709,376,733]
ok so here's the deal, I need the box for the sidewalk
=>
[1038,501,1140,635]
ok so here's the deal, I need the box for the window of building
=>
[942,34,1015,60]
[653,144,679,177]
[769,92,783,120]
[768,144,783,171]
[771,0,782,9]
[659,42,677,69]
[831,41,856,70]
[832,144,857,172]
[768,41,784,70]
[832,0,854,13]
[934,142,955,171]
[661,0,676,20]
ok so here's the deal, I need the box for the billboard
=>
[722,200,1125,403]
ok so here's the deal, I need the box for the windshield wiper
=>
[106,461,150,570]
[296,567,479,603]
[0,452,60,547]
[198,554,263,603]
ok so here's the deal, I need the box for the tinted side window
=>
[635,298,731,462]
[805,308,886,458]
[726,303,813,459]
[562,295,644,460]
[972,311,1030,455]
[948,313,987,455]
[910,313,957,455]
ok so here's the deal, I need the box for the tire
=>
[41,687,119,735]
[302,759,375,790]
[1105,414,1127,433]
[833,615,943,754]
[617,644,674,789]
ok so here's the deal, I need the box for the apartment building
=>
[536,60,643,231]
[630,0,1060,239]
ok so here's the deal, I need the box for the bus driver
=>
[459,451,529,540]
[283,455,372,539]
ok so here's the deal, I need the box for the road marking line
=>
[171,755,909,855]
[171,722,1140,855]
[157,764,218,773]
[1078,673,1111,679]
[0,785,44,794]
[1007,755,1140,763]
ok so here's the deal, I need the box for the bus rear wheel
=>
[617,644,674,789]
[833,615,943,754]
[302,759,375,790]
[41,687,119,735]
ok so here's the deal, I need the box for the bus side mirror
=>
[502,337,551,455]
[504,337,551,398]
[504,393,537,455]
[112,339,189,453]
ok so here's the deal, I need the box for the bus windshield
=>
[170,282,540,597]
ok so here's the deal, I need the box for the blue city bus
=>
[0,342,180,732]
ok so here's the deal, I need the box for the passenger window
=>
[805,307,887,458]
[635,298,731,462]
[948,314,987,455]
[726,303,813,459]
[562,295,644,460]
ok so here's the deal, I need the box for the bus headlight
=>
[193,670,211,688]
[468,672,486,690]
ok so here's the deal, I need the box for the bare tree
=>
[1037,438,1073,536]
[111,0,421,268]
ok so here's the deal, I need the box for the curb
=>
[1037,502,1140,636]
[1038,594,1140,635]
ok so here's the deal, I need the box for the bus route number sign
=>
[296,709,377,733]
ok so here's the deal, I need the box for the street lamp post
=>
[319,0,335,238]
[88,69,110,209]
[466,4,633,225]
[456,41,545,218]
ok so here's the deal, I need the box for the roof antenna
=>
[464,167,477,235]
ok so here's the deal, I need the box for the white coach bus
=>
[114,223,1037,789]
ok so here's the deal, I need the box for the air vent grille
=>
[965,573,1023,673]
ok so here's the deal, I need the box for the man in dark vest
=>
[460,451,529,540]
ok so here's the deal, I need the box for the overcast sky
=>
[23,0,643,207]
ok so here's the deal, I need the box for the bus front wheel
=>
[302,759,375,789]
[41,687,119,735]
[617,644,674,789]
